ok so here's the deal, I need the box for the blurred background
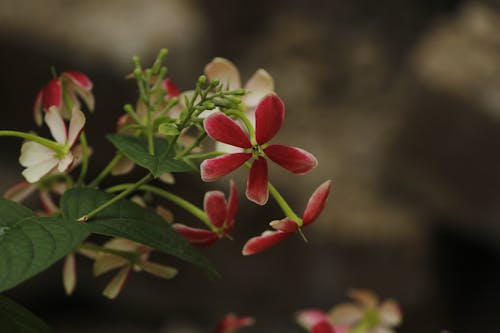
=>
[1,0,500,332]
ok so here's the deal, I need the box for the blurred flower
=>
[173,181,238,247]
[296,309,348,333]
[214,313,255,333]
[33,71,94,125]
[201,94,317,205]
[242,180,331,255]
[62,253,77,295]
[20,107,85,183]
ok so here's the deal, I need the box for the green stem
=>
[76,131,89,186]
[106,183,214,231]
[176,132,207,158]
[88,153,123,188]
[268,182,303,226]
[0,130,64,152]
[184,151,224,162]
[78,173,153,222]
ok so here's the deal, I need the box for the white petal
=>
[215,141,244,154]
[22,158,58,183]
[348,289,379,308]
[204,57,241,90]
[19,142,54,167]
[58,152,74,172]
[379,300,402,327]
[45,106,67,144]
[243,69,274,108]
[67,109,86,146]
[111,156,135,176]
[328,303,364,325]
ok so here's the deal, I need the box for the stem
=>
[106,183,214,231]
[76,131,89,186]
[268,182,303,226]
[78,173,153,222]
[0,130,64,152]
[176,132,207,158]
[183,151,224,162]
[88,153,123,188]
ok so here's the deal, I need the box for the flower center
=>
[251,145,262,158]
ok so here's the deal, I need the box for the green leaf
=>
[61,188,218,277]
[0,295,53,333]
[107,134,196,177]
[0,199,88,293]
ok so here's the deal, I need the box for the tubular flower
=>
[242,180,331,255]
[296,309,348,333]
[33,71,94,125]
[173,181,238,247]
[214,313,255,333]
[20,107,86,183]
[201,94,318,205]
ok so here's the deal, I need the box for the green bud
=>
[229,88,246,96]
[158,123,180,136]
[197,75,207,86]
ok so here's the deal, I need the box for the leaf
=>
[0,295,54,333]
[107,134,196,177]
[0,199,88,293]
[61,188,218,277]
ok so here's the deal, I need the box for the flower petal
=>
[62,71,93,90]
[328,303,364,326]
[296,309,329,329]
[33,90,44,126]
[41,78,62,110]
[201,153,251,181]
[243,69,274,108]
[302,180,332,226]
[225,180,238,230]
[67,109,86,146]
[93,254,128,277]
[22,158,58,183]
[163,78,180,97]
[4,181,37,202]
[111,156,135,176]
[311,321,336,333]
[204,57,242,90]
[270,218,299,232]
[62,253,76,295]
[379,300,402,327]
[255,94,284,145]
[242,230,292,255]
[58,152,74,173]
[264,144,318,174]
[348,289,379,308]
[172,224,220,247]
[139,261,178,279]
[45,106,67,144]
[204,112,252,148]
[204,190,228,228]
[19,142,54,167]
[215,313,255,333]
[246,157,268,205]
[102,266,130,299]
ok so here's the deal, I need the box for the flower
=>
[214,313,255,333]
[33,71,94,125]
[201,94,318,205]
[242,180,331,255]
[296,309,348,333]
[173,181,238,247]
[20,106,86,183]
[328,289,402,333]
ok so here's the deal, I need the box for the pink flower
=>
[173,181,238,247]
[20,107,86,183]
[296,309,348,333]
[33,71,94,125]
[214,313,255,333]
[201,94,318,205]
[242,180,331,255]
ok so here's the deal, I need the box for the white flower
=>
[19,106,85,183]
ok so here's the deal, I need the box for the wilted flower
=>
[201,94,317,205]
[242,180,331,255]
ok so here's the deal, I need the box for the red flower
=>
[296,309,348,333]
[201,94,317,205]
[34,71,94,125]
[214,313,255,333]
[242,180,331,255]
[173,181,238,247]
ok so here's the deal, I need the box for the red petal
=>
[270,218,299,232]
[242,230,292,255]
[172,224,220,247]
[255,94,284,145]
[215,313,255,333]
[204,112,252,148]
[33,90,43,126]
[204,191,228,228]
[163,78,180,97]
[225,180,238,231]
[264,144,318,174]
[201,153,251,181]
[62,71,93,90]
[303,180,332,226]
[246,157,268,205]
[311,321,336,333]
[42,78,62,110]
